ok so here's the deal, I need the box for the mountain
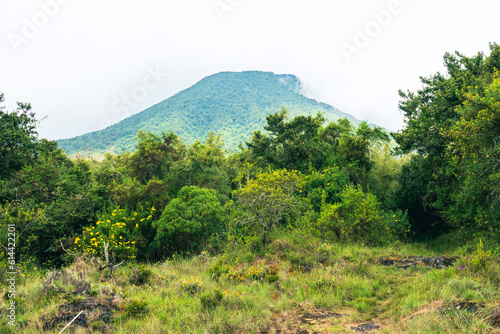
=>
[57,71,366,157]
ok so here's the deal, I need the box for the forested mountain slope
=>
[57,71,365,156]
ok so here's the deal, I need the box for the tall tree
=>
[393,43,500,232]
[0,94,41,179]
[246,108,328,173]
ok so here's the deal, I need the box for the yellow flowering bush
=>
[73,206,154,261]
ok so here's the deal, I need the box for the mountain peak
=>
[58,71,363,157]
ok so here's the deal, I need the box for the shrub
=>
[200,290,224,309]
[153,186,226,254]
[456,239,494,276]
[0,202,48,264]
[124,299,149,317]
[314,186,410,245]
[73,206,154,262]
[379,209,412,243]
[367,144,410,208]
[304,167,351,212]
[129,265,153,286]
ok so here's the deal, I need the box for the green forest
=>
[56,71,361,158]
[1,44,500,333]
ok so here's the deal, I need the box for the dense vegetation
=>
[57,71,364,158]
[1,44,500,333]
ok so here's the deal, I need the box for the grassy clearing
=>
[1,230,500,333]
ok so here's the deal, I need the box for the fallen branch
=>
[58,310,83,334]
[99,260,125,274]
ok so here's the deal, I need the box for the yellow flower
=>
[74,237,80,244]
[135,224,138,228]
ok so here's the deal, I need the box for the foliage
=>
[166,132,231,197]
[367,144,410,208]
[303,166,352,212]
[247,108,329,172]
[124,299,149,317]
[379,209,412,242]
[0,145,74,205]
[393,43,500,234]
[57,71,363,157]
[129,265,153,286]
[314,186,410,245]
[0,152,106,264]
[200,290,224,309]
[231,169,305,243]
[0,94,57,180]
[247,110,389,189]
[468,238,493,272]
[128,130,186,183]
[153,186,226,254]
[73,207,154,261]
[0,202,48,263]
[108,176,170,213]
[324,121,390,188]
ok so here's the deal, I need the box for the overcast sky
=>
[1,0,499,140]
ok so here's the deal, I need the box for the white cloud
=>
[0,0,498,139]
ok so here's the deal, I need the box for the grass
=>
[1,230,500,333]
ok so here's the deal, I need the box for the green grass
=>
[1,230,500,333]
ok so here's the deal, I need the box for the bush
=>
[0,202,48,264]
[129,265,153,286]
[153,186,226,254]
[124,299,149,317]
[200,290,224,309]
[73,206,154,261]
[379,209,412,243]
[304,167,351,212]
[314,186,410,245]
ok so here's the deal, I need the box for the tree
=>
[232,169,305,243]
[246,108,328,173]
[166,132,231,197]
[246,109,389,187]
[128,131,186,183]
[328,121,389,188]
[0,94,44,180]
[392,43,500,233]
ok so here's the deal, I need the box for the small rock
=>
[351,322,380,332]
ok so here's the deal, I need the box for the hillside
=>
[57,71,364,157]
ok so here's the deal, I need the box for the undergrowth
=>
[1,230,499,333]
